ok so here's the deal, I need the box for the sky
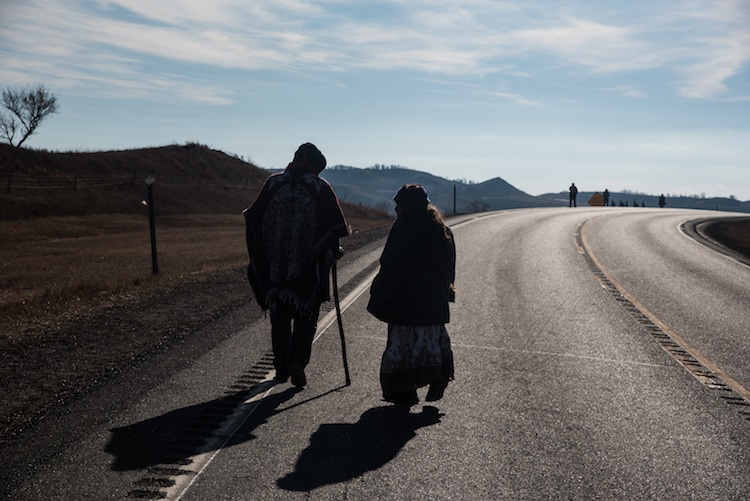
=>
[1,0,749,200]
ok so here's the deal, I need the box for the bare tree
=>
[466,200,489,213]
[0,84,59,148]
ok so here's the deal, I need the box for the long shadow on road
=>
[106,385,299,472]
[277,405,444,491]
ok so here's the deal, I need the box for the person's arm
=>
[370,224,410,301]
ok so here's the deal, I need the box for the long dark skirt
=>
[380,324,454,400]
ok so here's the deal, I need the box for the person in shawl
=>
[243,143,349,388]
[367,184,456,406]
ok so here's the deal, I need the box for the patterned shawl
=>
[243,166,349,318]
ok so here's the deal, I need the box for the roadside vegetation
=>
[703,218,750,259]
[0,143,392,344]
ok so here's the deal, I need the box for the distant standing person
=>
[569,183,578,207]
[367,184,456,406]
[603,189,610,207]
[659,194,666,208]
[243,142,350,388]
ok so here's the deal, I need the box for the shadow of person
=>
[277,405,444,491]
[106,384,299,472]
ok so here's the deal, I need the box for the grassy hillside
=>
[0,143,276,219]
[0,143,393,331]
[0,142,392,227]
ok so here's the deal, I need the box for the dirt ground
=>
[0,213,391,443]
[1,214,747,445]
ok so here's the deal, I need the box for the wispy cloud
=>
[1,0,748,103]
[605,85,647,99]
[477,90,542,106]
[510,17,662,73]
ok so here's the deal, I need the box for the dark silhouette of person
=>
[243,143,350,388]
[659,194,666,208]
[603,189,610,207]
[367,184,456,407]
[569,183,578,207]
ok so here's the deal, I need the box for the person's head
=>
[394,183,429,214]
[292,142,326,174]
[394,183,449,237]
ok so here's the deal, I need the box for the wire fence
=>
[3,170,258,192]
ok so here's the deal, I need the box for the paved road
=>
[5,207,750,500]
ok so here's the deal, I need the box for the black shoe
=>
[290,362,306,388]
[274,370,289,383]
[425,378,448,402]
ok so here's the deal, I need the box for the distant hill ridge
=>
[320,165,750,214]
[319,165,548,213]
[2,143,748,218]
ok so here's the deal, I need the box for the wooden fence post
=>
[145,176,158,274]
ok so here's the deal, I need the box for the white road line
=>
[580,217,750,403]
[170,268,378,500]
[314,268,378,343]
[172,380,276,501]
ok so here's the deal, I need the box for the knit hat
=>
[293,142,326,174]
[394,183,430,209]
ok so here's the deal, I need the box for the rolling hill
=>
[319,165,750,214]
[0,142,269,219]
[2,143,748,219]
[536,190,750,213]
[311,165,551,213]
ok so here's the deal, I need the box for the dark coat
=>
[243,166,349,317]
[367,212,456,325]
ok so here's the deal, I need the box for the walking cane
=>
[331,260,351,386]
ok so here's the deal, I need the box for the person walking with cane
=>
[243,142,349,388]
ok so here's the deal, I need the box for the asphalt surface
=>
[4,207,750,500]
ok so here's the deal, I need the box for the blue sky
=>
[1,0,749,200]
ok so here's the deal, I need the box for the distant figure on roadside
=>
[569,183,578,207]
[603,189,610,207]
[659,194,666,208]
[243,142,350,388]
[367,184,456,407]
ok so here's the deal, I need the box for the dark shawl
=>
[243,167,349,318]
[367,211,456,325]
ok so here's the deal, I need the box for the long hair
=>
[394,183,450,240]
[398,203,450,240]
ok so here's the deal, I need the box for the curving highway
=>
[3,207,749,500]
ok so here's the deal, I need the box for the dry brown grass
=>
[705,218,750,257]
[0,144,393,331]
[0,211,391,342]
